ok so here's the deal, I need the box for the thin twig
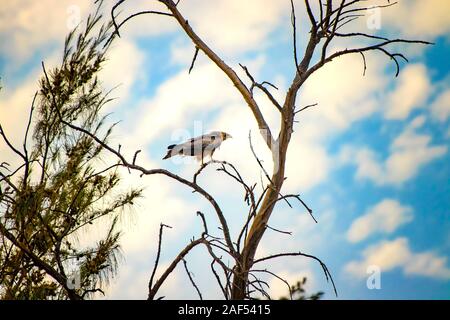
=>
[81,288,105,299]
[248,273,271,299]
[188,46,200,74]
[148,236,204,300]
[266,225,292,235]
[196,211,208,237]
[294,103,318,115]
[148,223,172,291]
[248,131,291,208]
[251,269,293,300]
[211,260,228,299]
[22,92,38,185]
[239,64,282,112]
[132,150,141,165]
[0,125,26,161]
[360,51,367,76]
[291,0,302,75]
[182,259,203,300]
[275,194,317,223]
[254,251,337,296]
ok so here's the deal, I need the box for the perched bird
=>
[163,131,232,164]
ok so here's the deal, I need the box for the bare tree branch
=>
[248,131,291,209]
[148,223,172,291]
[251,268,293,300]
[266,225,292,236]
[148,235,204,300]
[81,288,105,299]
[210,260,228,299]
[182,259,203,300]
[110,0,172,38]
[294,103,318,115]
[254,251,337,296]
[132,149,141,165]
[22,92,37,187]
[188,46,200,74]
[0,125,26,162]
[196,211,209,238]
[304,0,317,30]
[239,64,283,112]
[274,194,317,223]
[248,273,271,299]
[291,0,302,75]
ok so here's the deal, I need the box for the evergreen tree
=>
[0,5,141,300]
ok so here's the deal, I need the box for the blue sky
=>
[0,0,449,299]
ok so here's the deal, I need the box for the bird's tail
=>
[162,144,177,160]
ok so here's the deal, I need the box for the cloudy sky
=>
[1,0,449,299]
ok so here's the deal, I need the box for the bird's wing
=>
[175,134,221,156]
[174,137,204,156]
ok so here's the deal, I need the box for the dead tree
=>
[104,0,430,299]
[28,1,430,299]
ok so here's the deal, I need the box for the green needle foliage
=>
[0,4,141,300]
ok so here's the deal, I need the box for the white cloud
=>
[345,238,450,280]
[384,64,431,120]
[284,141,331,192]
[170,38,196,66]
[99,40,145,111]
[111,0,290,57]
[341,116,447,185]
[280,53,388,192]
[430,88,450,122]
[0,0,91,63]
[300,53,386,134]
[179,0,289,55]
[0,0,289,65]
[346,238,411,277]
[0,73,39,165]
[404,252,450,279]
[117,170,198,255]
[347,199,413,243]
[383,0,450,39]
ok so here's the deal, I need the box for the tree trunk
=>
[231,136,291,298]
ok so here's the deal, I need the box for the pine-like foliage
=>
[0,4,141,300]
[279,277,324,300]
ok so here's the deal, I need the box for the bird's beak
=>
[225,133,232,139]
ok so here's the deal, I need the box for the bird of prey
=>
[163,131,232,164]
